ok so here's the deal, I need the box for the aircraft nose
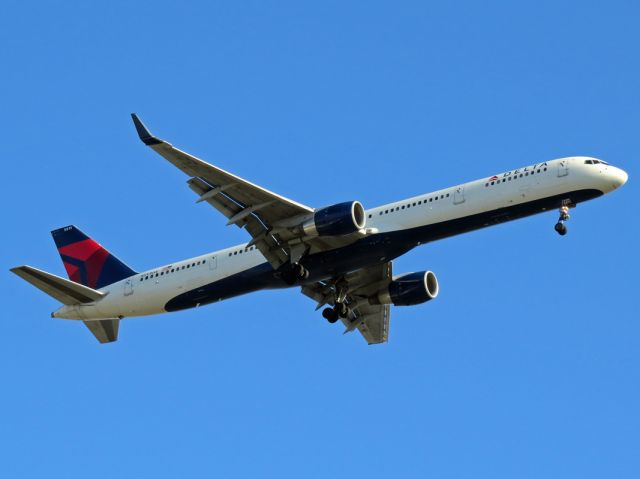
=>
[610,167,628,189]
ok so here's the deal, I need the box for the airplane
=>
[11,114,629,344]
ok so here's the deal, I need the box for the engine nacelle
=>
[301,201,366,237]
[373,271,439,306]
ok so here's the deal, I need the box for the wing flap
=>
[348,304,390,345]
[301,262,393,345]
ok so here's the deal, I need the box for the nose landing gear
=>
[554,205,570,236]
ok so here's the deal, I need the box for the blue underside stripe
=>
[163,188,603,312]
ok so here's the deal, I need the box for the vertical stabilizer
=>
[51,225,137,289]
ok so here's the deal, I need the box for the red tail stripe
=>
[58,239,102,261]
[64,263,80,280]
[85,248,109,289]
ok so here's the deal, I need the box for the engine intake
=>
[373,271,439,306]
[301,201,366,237]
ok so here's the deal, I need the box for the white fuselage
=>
[53,156,627,321]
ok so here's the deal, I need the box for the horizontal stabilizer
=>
[10,265,106,305]
[83,319,119,343]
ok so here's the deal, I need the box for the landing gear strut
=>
[334,302,350,319]
[555,205,570,236]
[282,262,309,285]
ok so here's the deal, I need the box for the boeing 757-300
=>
[11,115,628,344]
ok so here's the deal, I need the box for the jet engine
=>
[372,271,439,306]
[298,201,366,237]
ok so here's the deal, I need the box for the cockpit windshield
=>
[584,159,610,165]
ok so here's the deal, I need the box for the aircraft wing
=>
[301,262,392,345]
[131,114,359,269]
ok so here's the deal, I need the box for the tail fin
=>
[51,225,137,289]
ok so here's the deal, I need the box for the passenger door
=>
[453,186,465,205]
[123,278,134,296]
[558,159,569,177]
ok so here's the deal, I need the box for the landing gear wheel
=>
[555,222,567,236]
[554,204,571,236]
[322,307,339,323]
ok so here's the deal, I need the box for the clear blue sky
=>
[1,1,638,477]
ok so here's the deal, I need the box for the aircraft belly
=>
[164,188,602,314]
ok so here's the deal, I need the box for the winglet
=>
[131,113,162,146]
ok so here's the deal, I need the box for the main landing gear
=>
[322,303,350,324]
[281,262,309,285]
[554,205,570,236]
